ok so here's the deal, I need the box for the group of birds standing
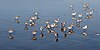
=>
[8,3,99,42]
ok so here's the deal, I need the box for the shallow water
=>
[0,0,100,50]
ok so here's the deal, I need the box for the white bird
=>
[45,20,50,24]
[70,4,73,8]
[32,30,37,34]
[89,11,93,15]
[70,23,75,27]
[69,4,73,10]
[31,16,39,20]
[72,17,76,20]
[61,22,66,27]
[72,12,77,16]
[54,19,59,23]
[96,34,100,36]
[46,24,51,29]
[78,14,83,17]
[29,19,33,22]
[34,12,38,15]
[51,24,55,28]
[40,26,44,31]
[77,19,82,22]
[83,4,89,7]
[31,17,35,20]
[8,28,14,33]
[67,26,72,29]
[25,22,28,25]
[83,25,88,29]
[54,32,58,37]
[86,12,90,15]
[15,16,20,19]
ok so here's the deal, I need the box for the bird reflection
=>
[32,30,37,40]
[32,36,37,40]
[82,32,88,36]
[8,33,14,39]
[55,38,59,42]
[8,28,15,39]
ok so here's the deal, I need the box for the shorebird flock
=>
[8,3,99,42]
